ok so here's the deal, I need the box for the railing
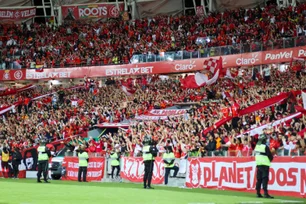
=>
[130,36,306,64]
[0,36,306,69]
[1,36,306,70]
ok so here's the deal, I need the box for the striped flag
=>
[35,65,44,72]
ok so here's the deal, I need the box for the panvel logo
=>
[265,51,293,60]
[236,54,259,66]
[78,6,108,18]
[175,60,196,71]
[298,49,306,57]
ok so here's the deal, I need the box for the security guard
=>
[1,147,10,178]
[37,140,51,183]
[78,145,89,182]
[255,134,274,198]
[163,146,179,185]
[142,136,158,189]
[110,148,120,180]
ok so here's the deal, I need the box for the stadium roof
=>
[0,0,305,16]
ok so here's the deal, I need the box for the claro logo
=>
[175,60,196,71]
[236,54,259,66]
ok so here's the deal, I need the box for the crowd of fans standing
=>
[0,66,305,158]
[1,3,306,68]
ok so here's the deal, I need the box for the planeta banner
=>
[61,3,124,20]
[186,157,306,198]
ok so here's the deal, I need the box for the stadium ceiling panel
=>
[135,0,183,18]
[214,0,265,11]
[0,0,32,7]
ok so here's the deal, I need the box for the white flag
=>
[302,91,306,109]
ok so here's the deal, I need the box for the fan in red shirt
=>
[231,100,240,118]
[221,103,230,118]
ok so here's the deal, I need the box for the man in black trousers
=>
[255,134,274,198]
[142,136,158,189]
[12,147,22,179]
[37,140,52,183]
[77,145,89,182]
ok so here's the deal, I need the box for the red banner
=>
[23,45,306,80]
[0,84,35,97]
[0,69,26,81]
[121,157,164,184]
[62,157,105,182]
[0,7,36,20]
[186,157,306,198]
[239,93,289,116]
[61,3,124,20]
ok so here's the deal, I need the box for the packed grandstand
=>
[0,0,306,199]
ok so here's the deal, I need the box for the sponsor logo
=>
[26,71,71,79]
[175,60,196,71]
[78,6,108,18]
[221,56,228,65]
[14,70,23,80]
[121,157,164,183]
[2,70,10,80]
[188,158,201,188]
[106,66,153,76]
[14,11,20,18]
[236,54,259,66]
[109,5,120,18]
[265,51,293,60]
[298,49,306,57]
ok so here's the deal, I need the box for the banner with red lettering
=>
[186,157,306,198]
[0,7,36,20]
[24,45,306,80]
[0,69,26,81]
[61,3,124,20]
[135,109,188,121]
[121,157,164,184]
[62,157,105,182]
[0,84,35,97]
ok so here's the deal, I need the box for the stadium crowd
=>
[0,65,306,158]
[1,3,306,68]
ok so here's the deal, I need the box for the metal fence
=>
[130,36,306,64]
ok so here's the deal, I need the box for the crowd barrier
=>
[1,156,305,198]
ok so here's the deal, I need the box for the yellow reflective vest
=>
[142,145,153,161]
[163,152,175,168]
[78,152,89,167]
[110,152,120,166]
[1,152,9,162]
[38,146,49,161]
[255,144,271,167]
